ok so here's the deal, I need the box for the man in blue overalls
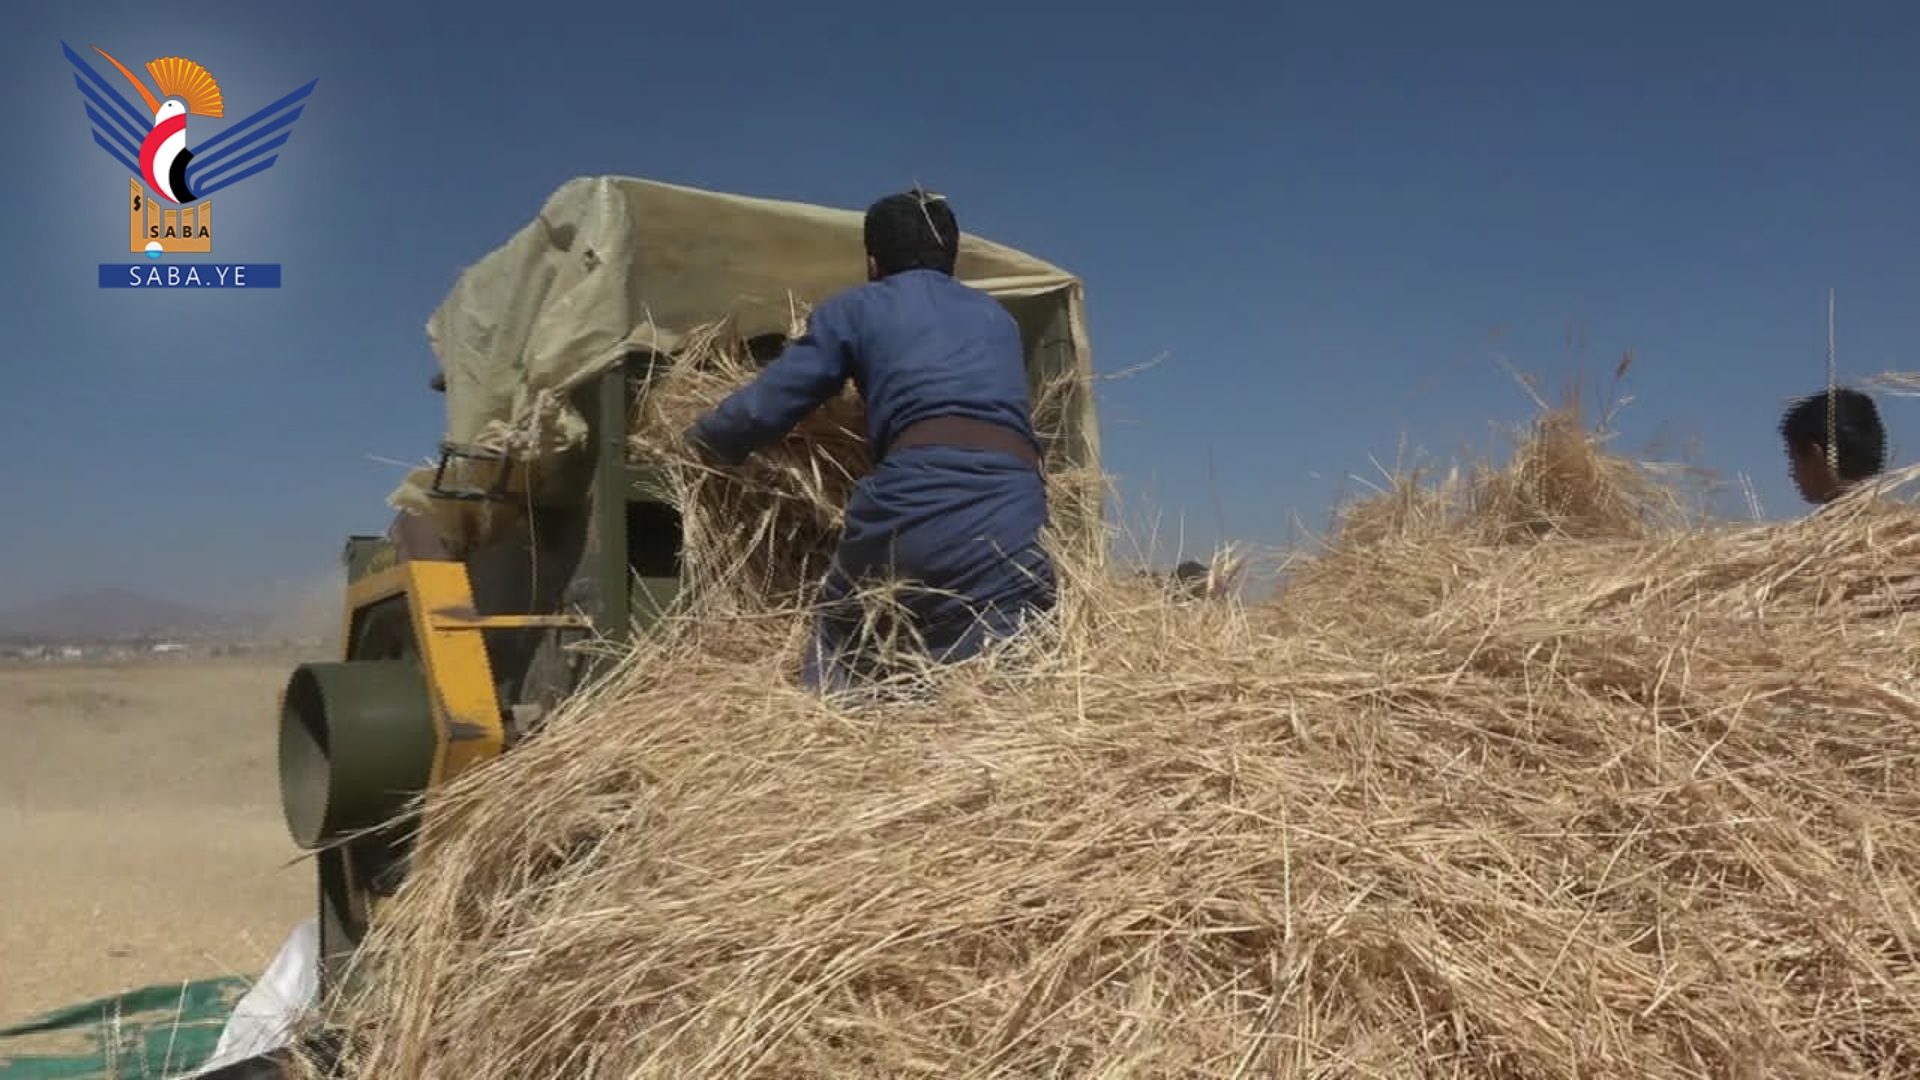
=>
[685,190,1056,692]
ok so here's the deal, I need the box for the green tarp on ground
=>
[0,979,243,1080]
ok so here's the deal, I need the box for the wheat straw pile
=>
[311,347,1920,1078]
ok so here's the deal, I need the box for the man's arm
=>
[684,299,856,466]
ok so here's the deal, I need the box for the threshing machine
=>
[271,176,1105,1017]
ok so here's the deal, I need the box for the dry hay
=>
[306,378,1920,1079]
[624,313,870,607]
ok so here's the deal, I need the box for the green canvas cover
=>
[390,176,1104,556]
[0,979,243,1080]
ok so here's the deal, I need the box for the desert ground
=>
[0,657,313,1025]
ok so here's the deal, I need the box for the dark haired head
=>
[863,190,959,279]
[1779,386,1887,503]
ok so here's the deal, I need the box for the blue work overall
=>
[687,269,1056,690]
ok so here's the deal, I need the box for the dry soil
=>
[0,657,311,1024]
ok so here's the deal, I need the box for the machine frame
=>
[286,359,681,998]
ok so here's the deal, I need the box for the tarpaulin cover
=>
[391,176,1103,551]
[0,979,243,1080]
[0,921,317,1080]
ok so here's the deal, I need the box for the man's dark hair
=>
[864,190,960,277]
[1779,386,1888,480]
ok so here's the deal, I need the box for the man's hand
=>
[683,422,728,468]
[676,297,855,467]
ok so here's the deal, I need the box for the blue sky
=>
[2,1,1916,613]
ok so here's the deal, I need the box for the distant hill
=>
[0,587,265,643]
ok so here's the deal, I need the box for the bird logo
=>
[63,41,316,257]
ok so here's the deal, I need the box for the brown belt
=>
[885,415,1041,469]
